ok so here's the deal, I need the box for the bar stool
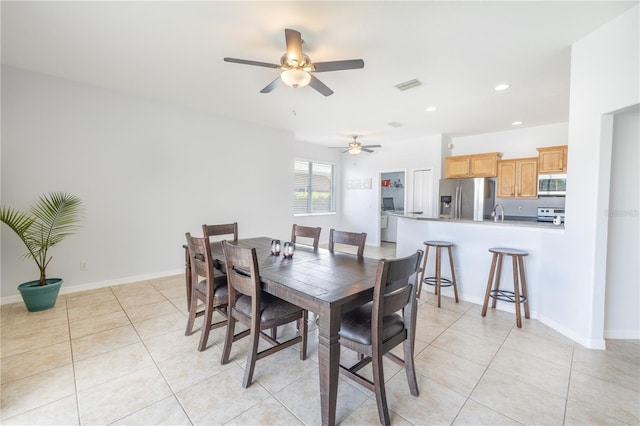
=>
[481,247,530,328]
[418,241,459,307]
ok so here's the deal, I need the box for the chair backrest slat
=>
[203,222,238,241]
[372,250,423,320]
[291,224,322,250]
[222,240,261,302]
[328,229,367,257]
[185,232,217,290]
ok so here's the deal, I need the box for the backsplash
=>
[495,196,565,217]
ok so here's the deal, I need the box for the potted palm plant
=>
[0,192,84,312]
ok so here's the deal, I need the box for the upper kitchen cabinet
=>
[497,157,538,198]
[444,152,502,178]
[537,145,568,174]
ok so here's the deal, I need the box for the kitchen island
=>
[395,213,566,320]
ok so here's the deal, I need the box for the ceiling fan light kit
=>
[223,28,364,96]
[348,144,362,155]
[281,69,311,88]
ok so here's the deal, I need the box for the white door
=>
[413,169,434,217]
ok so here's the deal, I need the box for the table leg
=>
[317,307,341,426]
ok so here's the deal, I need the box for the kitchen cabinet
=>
[537,145,568,174]
[497,157,538,198]
[444,153,502,178]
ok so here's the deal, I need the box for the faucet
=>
[491,203,505,223]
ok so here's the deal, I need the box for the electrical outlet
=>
[518,205,523,212]
[80,261,88,271]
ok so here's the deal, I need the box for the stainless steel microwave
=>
[538,174,567,196]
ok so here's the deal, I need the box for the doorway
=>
[380,170,405,244]
[412,169,435,217]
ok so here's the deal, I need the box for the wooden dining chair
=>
[184,232,229,352]
[220,240,308,388]
[338,250,423,426]
[328,228,367,257]
[291,224,322,250]
[184,223,238,313]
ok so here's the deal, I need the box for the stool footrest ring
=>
[424,277,453,287]
[489,289,527,304]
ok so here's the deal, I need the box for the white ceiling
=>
[1,1,636,148]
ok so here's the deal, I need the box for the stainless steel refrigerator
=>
[439,178,496,221]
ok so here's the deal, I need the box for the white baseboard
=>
[0,269,184,306]
[604,329,640,339]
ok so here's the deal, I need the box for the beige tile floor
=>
[1,242,639,425]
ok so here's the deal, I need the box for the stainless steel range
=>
[537,207,565,223]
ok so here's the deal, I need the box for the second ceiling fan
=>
[224,28,364,96]
[330,136,381,154]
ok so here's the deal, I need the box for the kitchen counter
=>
[388,212,565,229]
[396,214,567,322]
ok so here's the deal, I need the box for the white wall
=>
[451,122,569,159]
[0,66,331,300]
[564,5,639,347]
[605,105,639,338]
[341,135,443,244]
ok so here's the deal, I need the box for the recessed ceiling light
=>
[494,83,511,91]
[512,121,523,126]
[426,106,437,112]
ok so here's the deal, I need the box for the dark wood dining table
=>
[184,236,380,426]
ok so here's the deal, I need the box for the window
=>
[294,160,336,214]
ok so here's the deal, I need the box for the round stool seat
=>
[489,247,529,256]
[423,240,454,247]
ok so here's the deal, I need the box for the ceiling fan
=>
[329,136,381,154]
[223,28,364,97]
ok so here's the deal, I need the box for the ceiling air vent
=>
[394,78,422,91]
[387,121,404,128]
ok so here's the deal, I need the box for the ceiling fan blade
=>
[312,59,365,72]
[260,77,282,93]
[362,148,375,153]
[284,28,304,66]
[361,145,382,148]
[309,75,334,96]
[224,57,280,69]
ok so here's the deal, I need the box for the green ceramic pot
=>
[17,278,63,312]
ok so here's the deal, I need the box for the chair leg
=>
[372,349,391,426]
[197,299,214,352]
[482,253,498,316]
[518,255,530,319]
[417,245,430,299]
[185,293,198,336]
[270,327,278,340]
[435,247,442,307]
[512,255,522,328]
[242,319,261,388]
[448,246,459,303]
[299,311,308,360]
[491,253,504,309]
[221,314,236,364]
[402,336,419,397]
